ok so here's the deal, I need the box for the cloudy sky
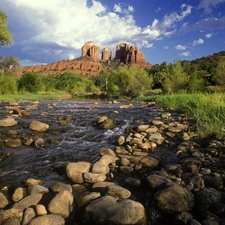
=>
[1,0,225,66]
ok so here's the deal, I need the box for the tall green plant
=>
[0,74,18,94]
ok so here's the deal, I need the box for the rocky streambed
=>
[0,99,225,225]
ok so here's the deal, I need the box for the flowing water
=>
[0,99,178,188]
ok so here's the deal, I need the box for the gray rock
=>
[125,177,141,188]
[1,217,20,225]
[210,176,224,190]
[28,214,65,225]
[22,207,35,225]
[50,182,72,193]
[12,194,43,211]
[48,190,73,218]
[103,185,131,199]
[28,184,49,195]
[83,196,147,225]
[154,184,194,214]
[77,192,101,207]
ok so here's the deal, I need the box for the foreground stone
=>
[83,196,147,225]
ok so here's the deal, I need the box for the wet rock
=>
[152,120,164,126]
[48,190,73,218]
[30,121,49,132]
[137,125,149,132]
[120,166,133,174]
[125,177,141,188]
[66,161,91,183]
[83,172,106,183]
[210,176,224,190]
[99,119,116,130]
[195,188,225,213]
[120,156,130,166]
[148,132,165,145]
[83,196,147,225]
[154,184,194,214]
[118,135,125,145]
[119,103,134,109]
[175,212,193,224]
[91,181,117,191]
[102,185,131,199]
[12,187,27,203]
[0,192,9,208]
[0,117,17,127]
[25,178,44,186]
[34,138,45,148]
[91,161,109,174]
[99,148,116,157]
[4,138,21,148]
[28,214,65,225]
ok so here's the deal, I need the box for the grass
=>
[0,92,72,102]
[140,92,225,138]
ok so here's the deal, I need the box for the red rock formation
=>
[81,41,99,62]
[19,41,151,77]
[115,43,146,65]
[102,48,108,61]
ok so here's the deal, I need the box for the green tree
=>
[0,10,12,46]
[188,71,205,93]
[0,55,20,75]
[213,58,225,88]
[162,60,188,94]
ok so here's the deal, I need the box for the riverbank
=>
[0,99,225,224]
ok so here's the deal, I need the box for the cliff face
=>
[19,41,151,77]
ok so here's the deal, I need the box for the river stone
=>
[148,132,165,145]
[12,193,43,211]
[22,207,35,225]
[125,177,141,188]
[210,176,224,190]
[152,120,164,126]
[0,117,17,127]
[120,157,130,166]
[4,138,21,148]
[97,116,108,123]
[28,184,49,195]
[195,188,225,213]
[30,121,49,132]
[119,103,134,109]
[49,182,72,193]
[83,196,147,225]
[137,125,149,132]
[138,142,154,151]
[48,190,73,218]
[0,192,9,208]
[3,209,23,221]
[25,178,44,186]
[91,181,117,191]
[1,217,20,225]
[83,172,106,183]
[99,148,116,157]
[146,174,174,192]
[28,214,65,225]
[140,157,159,168]
[154,184,194,214]
[99,119,116,130]
[146,126,158,133]
[77,192,101,207]
[66,161,91,183]
[91,161,109,174]
[103,185,131,199]
[35,204,47,215]
[120,166,133,174]
[99,154,119,165]
[12,187,27,203]
[118,135,125,145]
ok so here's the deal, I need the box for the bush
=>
[0,74,18,94]
[18,72,45,93]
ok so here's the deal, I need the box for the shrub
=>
[0,74,18,94]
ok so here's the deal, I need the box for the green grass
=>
[140,93,225,138]
[0,92,71,102]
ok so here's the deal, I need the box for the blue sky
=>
[1,0,225,66]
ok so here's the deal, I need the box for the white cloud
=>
[205,33,213,38]
[114,4,122,13]
[180,51,191,56]
[192,38,204,46]
[175,45,186,50]
[1,1,194,65]
[198,0,225,13]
